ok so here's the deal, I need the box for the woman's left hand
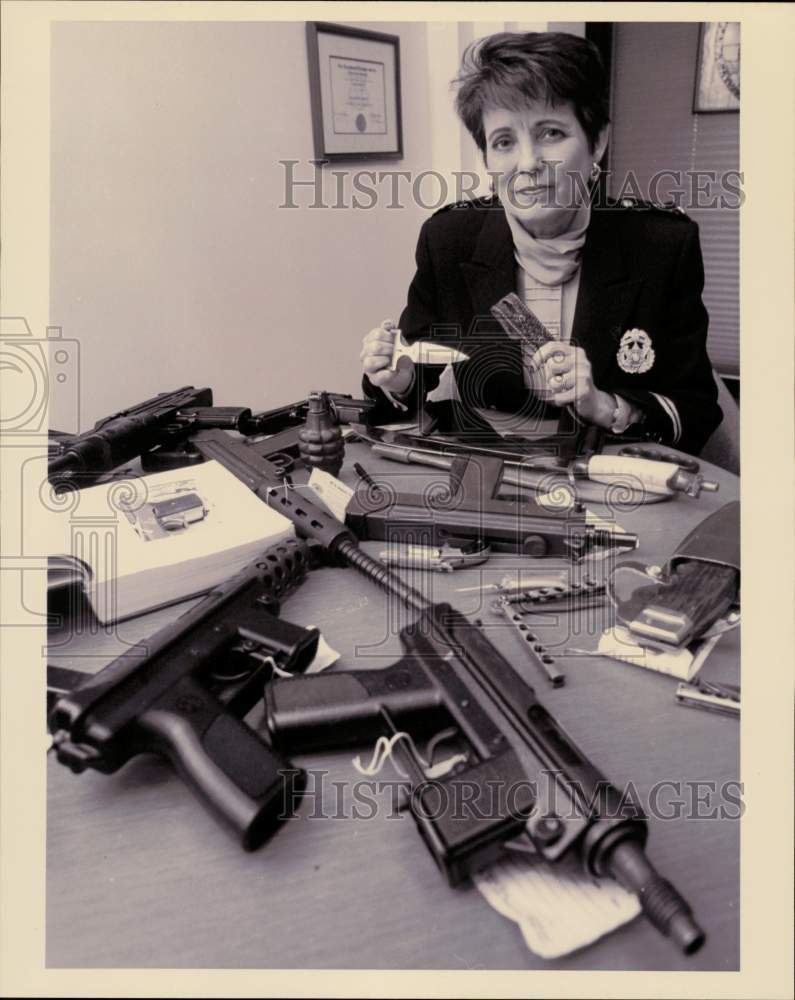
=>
[529,341,615,426]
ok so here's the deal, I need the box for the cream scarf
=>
[505,203,591,287]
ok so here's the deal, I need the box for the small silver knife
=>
[386,324,469,370]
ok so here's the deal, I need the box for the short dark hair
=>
[453,32,610,154]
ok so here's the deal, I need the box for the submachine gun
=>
[49,539,319,849]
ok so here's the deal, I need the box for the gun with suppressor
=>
[48,538,318,849]
[263,602,706,955]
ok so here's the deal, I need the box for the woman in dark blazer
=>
[361,32,721,457]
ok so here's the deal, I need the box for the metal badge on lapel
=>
[617,328,655,374]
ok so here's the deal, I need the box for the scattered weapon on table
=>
[48,538,319,849]
[297,390,345,476]
[188,427,705,953]
[495,578,607,610]
[488,599,567,687]
[263,601,706,955]
[457,567,573,595]
[490,291,556,353]
[190,428,430,612]
[47,387,376,484]
[487,292,711,485]
[358,403,597,464]
[345,451,639,557]
[379,540,491,573]
[675,679,740,717]
[567,453,717,498]
[607,502,740,649]
[359,423,716,500]
[385,321,471,371]
[48,386,215,486]
[142,391,375,475]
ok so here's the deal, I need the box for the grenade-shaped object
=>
[298,391,344,476]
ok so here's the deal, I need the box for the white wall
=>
[50,21,433,430]
[50,19,588,431]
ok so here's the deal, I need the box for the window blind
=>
[608,22,740,376]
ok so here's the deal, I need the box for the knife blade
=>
[387,327,469,370]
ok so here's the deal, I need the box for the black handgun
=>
[49,538,318,849]
[264,602,706,955]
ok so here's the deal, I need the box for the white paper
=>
[307,467,354,521]
[305,632,340,674]
[43,461,294,622]
[474,852,641,959]
[596,625,724,681]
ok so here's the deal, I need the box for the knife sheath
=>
[613,502,740,647]
[670,500,740,579]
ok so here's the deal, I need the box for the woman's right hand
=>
[360,319,414,394]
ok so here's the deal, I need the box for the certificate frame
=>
[306,21,403,161]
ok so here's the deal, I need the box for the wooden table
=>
[46,442,740,970]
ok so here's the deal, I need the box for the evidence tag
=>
[306,468,355,521]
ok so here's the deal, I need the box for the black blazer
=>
[363,197,722,456]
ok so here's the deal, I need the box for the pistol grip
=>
[141,676,303,850]
[265,664,442,753]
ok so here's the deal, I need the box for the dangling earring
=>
[590,161,601,182]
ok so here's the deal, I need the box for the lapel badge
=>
[617,328,655,374]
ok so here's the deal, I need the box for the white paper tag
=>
[307,468,355,521]
[474,852,640,958]
[305,632,340,674]
[595,625,723,681]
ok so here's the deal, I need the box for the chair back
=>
[700,372,740,474]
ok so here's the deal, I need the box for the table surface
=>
[46,439,740,971]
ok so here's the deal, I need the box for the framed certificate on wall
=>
[306,22,403,161]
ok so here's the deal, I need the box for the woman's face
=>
[483,101,607,238]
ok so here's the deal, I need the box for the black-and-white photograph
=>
[0,4,792,999]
